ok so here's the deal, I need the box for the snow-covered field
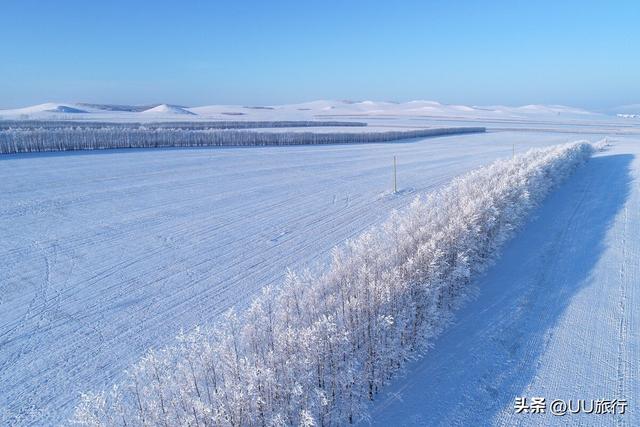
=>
[72,141,595,426]
[0,101,638,425]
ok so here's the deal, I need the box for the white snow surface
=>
[0,128,593,424]
[0,107,638,425]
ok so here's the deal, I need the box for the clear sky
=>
[1,0,639,109]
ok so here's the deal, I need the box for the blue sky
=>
[1,0,639,109]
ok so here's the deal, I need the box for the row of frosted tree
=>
[0,120,367,131]
[0,127,484,154]
[74,142,593,426]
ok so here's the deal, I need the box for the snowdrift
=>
[74,142,593,426]
[0,127,484,154]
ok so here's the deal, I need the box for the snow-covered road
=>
[369,138,639,426]
[0,131,609,424]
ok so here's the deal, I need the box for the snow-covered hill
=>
[141,104,195,115]
[0,100,611,122]
[0,102,89,115]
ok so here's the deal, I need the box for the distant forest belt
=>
[0,120,367,130]
[0,127,486,154]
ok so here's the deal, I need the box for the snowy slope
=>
[141,103,195,115]
[190,100,603,122]
[0,130,600,425]
[0,99,615,124]
[0,102,89,115]
[368,138,640,426]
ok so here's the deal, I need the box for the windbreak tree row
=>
[74,142,593,426]
[0,120,368,131]
[0,127,485,154]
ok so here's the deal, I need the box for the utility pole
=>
[393,156,397,193]
[512,144,515,159]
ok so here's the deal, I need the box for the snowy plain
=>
[0,101,638,425]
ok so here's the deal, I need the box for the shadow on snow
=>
[368,153,634,426]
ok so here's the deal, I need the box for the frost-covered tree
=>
[0,127,484,154]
